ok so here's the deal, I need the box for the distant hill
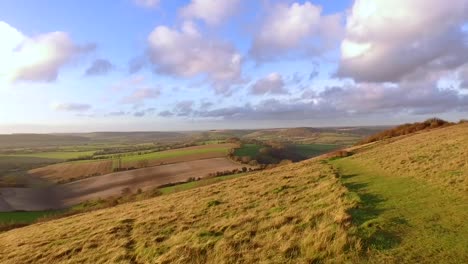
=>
[76,131,188,143]
[277,127,319,137]
[0,134,89,148]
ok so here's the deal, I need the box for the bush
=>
[358,118,453,145]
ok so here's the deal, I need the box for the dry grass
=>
[0,160,360,263]
[348,123,468,194]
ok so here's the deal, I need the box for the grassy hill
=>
[0,161,360,263]
[0,123,467,263]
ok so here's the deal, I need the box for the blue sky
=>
[0,0,467,133]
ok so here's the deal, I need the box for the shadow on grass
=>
[341,172,402,251]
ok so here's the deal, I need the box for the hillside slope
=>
[350,123,468,194]
[330,123,468,263]
[0,161,360,263]
[0,124,467,263]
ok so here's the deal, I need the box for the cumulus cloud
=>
[147,22,242,87]
[180,0,241,25]
[122,87,161,104]
[250,73,287,95]
[134,0,159,8]
[321,81,468,115]
[250,2,343,61]
[53,103,92,112]
[85,59,114,76]
[0,21,95,83]
[171,75,468,121]
[337,0,468,82]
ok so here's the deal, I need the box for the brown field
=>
[61,157,246,206]
[0,158,246,211]
[28,160,113,183]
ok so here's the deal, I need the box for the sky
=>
[0,0,467,133]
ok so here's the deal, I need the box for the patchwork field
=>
[27,143,238,183]
[0,157,247,211]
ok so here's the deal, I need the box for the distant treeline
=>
[357,118,462,145]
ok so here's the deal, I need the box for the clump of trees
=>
[358,118,453,145]
[229,141,304,166]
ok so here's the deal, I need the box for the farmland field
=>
[293,144,341,158]
[233,144,261,158]
[61,157,247,206]
[2,158,248,211]
[120,143,236,163]
[29,160,113,183]
[27,143,238,183]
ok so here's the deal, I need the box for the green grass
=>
[233,144,261,158]
[331,158,468,263]
[0,211,61,224]
[120,146,230,162]
[7,150,95,160]
[293,144,341,157]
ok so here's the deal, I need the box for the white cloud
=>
[134,0,159,8]
[250,2,343,61]
[337,0,468,82]
[147,22,242,83]
[180,0,241,25]
[53,103,92,112]
[0,21,94,84]
[250,73,287,95]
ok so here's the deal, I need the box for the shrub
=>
[358,118,453,145]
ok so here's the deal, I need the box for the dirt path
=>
[331,159,468,263]
[0,158,246,211]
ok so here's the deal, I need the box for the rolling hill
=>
[0,123,466,263]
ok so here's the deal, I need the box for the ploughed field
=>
[0,157,246,211]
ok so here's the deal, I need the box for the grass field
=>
[120,143,236,163]
[293,144,341,158]
[233,144,261,158]
[0,211,60,224]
